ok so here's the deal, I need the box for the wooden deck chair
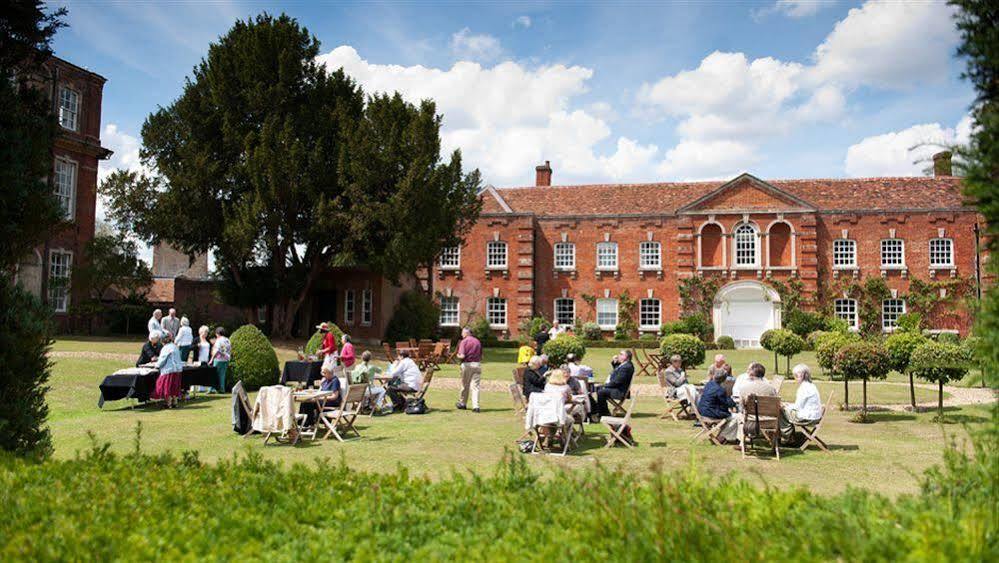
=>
[395,341,411,352]
[601,390,639,448]
[319,384,367,441]
[656,371,690,421]
[631,348,654,378]
[792,391,833,453]
[408,338,418,348]
[689,400,727,446]
[382,342,394,361]
[606,380,634,417]
[741,394,783,460]
[771,376,785,395]
[509,382,527,418]
[512,366,526,386]
[398,367,436,407]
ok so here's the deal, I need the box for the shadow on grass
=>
[865,412,917,422]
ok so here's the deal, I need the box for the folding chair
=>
[254,386,301,445]
[632,348,654,378]
[771,376,785,395]
[791,392,833,453]
[606,382,633,417]
[319,384,367,441]
[512,366,526,387]
[526,393,575,456]
[234,380,257,437]
[741,394,782,460]
[382,343,394,361]
[510,382,527,418]
[601,390,639,448]
[690,400,727,446]
[398,367,435,406]
[657,371,690,421]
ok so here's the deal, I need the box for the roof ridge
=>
[495,176,958,191]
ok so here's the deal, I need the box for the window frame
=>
[882,299,906,332]
[553,242,576,271]
[439,296,460,327]
[595,298,618,330]
[344,289,355,325]
[596,242,619,271]
[486,240,508,270]
[438,246,461,270]
[639,241,662,270]
[928,238,954,268]
[361,289,373,326]
[58,86,80,131]
[53,157,77,220]
[486,297,507,328]
[880,238,906,269]
[554,298,575,325]
[733,223,760,268]
[834,298,858,331]
[47,249,73,313]
[638,298,661,331]
[832,239,857,269]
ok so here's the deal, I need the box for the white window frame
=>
[554,298,575,325]
[639,298,661,331]
[832,239,857,269]
[58,86,79,131]
[882,299,906,332]
[596,242,618,271]
[48,249,73,313]
[439,296,460,327]
[344,289,355,325]
[880,238,905,269]
[486,241,507,270]
[929,238,954,268]
[486,297,507,328]
[54,157,77,220]
[438,246,461,270]
[834,298,858,331]
[596,298,618,330]
[733,223,759,268]
[361,289,373,326]
[639,241,662,270]
[554,242,576,271]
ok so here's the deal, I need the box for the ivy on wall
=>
[615,290,638,339]
[678,276,722,320]
[905,276,976,325]
[769,278,806,311]
[825,277,891,336]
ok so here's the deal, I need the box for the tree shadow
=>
[865,412,917,422]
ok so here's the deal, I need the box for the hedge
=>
[229,325,280,390]
[542,334,586,367]
[0,427,994,560]
[384,291,439,343]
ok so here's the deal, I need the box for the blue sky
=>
[53,0,974,188]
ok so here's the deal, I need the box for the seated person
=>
[385,349,423,411]
[523,356,547,400]
[781,363,822,438]
[136,332,163,367]
[352,351,388,413]
[706,354,728,380]
[299,366,342,427]
[696,370,739,443]
[735,362,778,406]
[730,363,754,403]
[517,341,535,365]
[538,354,550,376]
[544,368,584,418]
[661,354,688,398]
[591,350,634,420]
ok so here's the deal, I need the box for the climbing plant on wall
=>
[615,290,638,340]
[826,277,892,336]
[678,276,723,320]
[905,276,976,327]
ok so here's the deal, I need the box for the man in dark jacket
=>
[136,333,163,367]
[696,370,739,443]
[592,350,634,419]
[533,330,550,354]
[522,356,547,401]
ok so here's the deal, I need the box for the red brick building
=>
[429,157,985,345]
[14,56,111,322]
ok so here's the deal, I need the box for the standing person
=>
[533,328,550,356]
[547,320,562,341]
[385,349,422,411]
[147,309,164,339]
[210,327,231,393]
[517,340,535,365]
[316,322,337,358]
[153,332,184,408]
[196,325,212,364]
[176,317,194,362]
[455,327,483,413]
[592,350,634,420]
[161,308,181,339]
[339,334,356,370]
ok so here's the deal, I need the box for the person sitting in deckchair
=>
[299,366,341,427]
[544,369,584,418]
[781,363,822,439]
[523,355,547,401]
[696,370,738,443]
[352,350,388,414]
[385,349,422,411]
[661,354,687,398]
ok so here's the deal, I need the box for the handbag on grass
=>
[405,398,427,415]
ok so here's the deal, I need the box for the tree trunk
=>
[938,380,944,420]
[786,356,791,376]
[908,373,916,410]
[862,378,868,419]
[270,254,326,339]
[773,352,778,375]
[844,378,850,410]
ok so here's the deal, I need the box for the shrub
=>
[806,330,831,351]
[229,325,280,390]
[470,316,497,344]
[815,331,860,408]
[759,329,778,351]
[542,334,586,367]
[518,316,551,343]
[659,320,686,337]
[763,329,805,375]
[660,315,712,341]
[936,332,960,345]
[834,342,890,420]
[639,332,658,342]
[784,309,827,337]
[581,322,602,340]
[659,334,705,369]
[384,291,440,343]
[0,280,52,458]
[304,322,344,356]
[715,335,735,350]
[886,331,929,409]
[895,312,923,334]
[826,317,851,334]
[909,341,972,419]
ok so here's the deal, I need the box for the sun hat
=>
[316,322,329,331]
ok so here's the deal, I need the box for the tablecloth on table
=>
[280,361,323,385]
[98,364,220,407]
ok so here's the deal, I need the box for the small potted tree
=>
[834,342,890,422]
[659,334,706,370]
[816,331,859,409]
[885,331,928,410]
[908,341,972,421]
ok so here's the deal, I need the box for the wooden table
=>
[292,389,335,440]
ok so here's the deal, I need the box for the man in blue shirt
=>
[697,370,739,443]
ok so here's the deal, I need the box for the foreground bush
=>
[304,321,343,356]
[660,334,705,369]
[542,334,586,367]
[230,325,279,390]
[0,424,994,560]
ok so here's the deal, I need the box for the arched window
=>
[768,222,792,267]
[733,223,759,267]
[700,223,723,268]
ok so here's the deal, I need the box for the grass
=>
[49,348,993,497]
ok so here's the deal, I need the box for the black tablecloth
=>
[280,361,323,386]
[98,364,220,407]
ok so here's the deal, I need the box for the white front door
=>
[713,282,780,348]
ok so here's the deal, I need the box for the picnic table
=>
[281,361,323,386]
[292,389,336,440]
[98,364,219,407]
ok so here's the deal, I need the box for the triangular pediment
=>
[478,184,513,214]
[678,173,816,214]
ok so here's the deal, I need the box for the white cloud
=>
[317,46,659,185]
[658,140,760,181]
[774,0,837,18]
[98,123,143,182]
[844,115,970,177]
[514,15,532,29]
[449,28,503,63]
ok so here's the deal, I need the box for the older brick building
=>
[429,158,985,346]
[15,56,111,323]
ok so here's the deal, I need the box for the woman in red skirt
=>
[153,332,184,408]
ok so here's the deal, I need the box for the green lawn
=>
[50,350,992,497]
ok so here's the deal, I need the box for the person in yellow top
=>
[517,341,535,365]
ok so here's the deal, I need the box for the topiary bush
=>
[834,342,890,421]
[384,291,440,343]
[885,331,929,410]
[766,329,805,375]
[304,322,343,356]
[715,335,735,350]
[230,324,280,390]
[581,322,602,341]
[806,330,831,351]
[541,334,586,367]
[816,331,860,408]
[470,316,497,344]
[660,315,712,341]
[659,334,705,369]
[909,341,972,420]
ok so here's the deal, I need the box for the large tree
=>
[950,0,999,381]
[104,14,481,337]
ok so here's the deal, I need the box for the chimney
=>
[535,160,552,186]
[932,151,953,177]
